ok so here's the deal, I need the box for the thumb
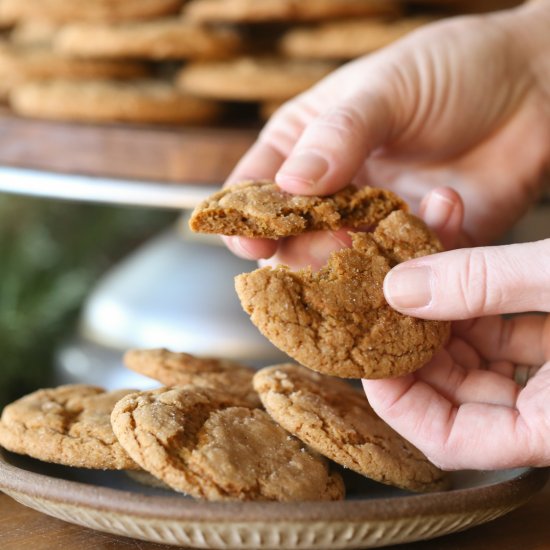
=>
[383,239,550,320]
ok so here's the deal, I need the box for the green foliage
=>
[0,194,175,407]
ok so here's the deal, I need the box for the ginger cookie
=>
[280,17,434,60]
[184,0,401,23]
[0,42,148,100]
[235,210,450,379]
[111,386,345,501]
[0,384,139,470]
[10,79,222,125]
[0,0,184,24]
[189,180,407,238]
[55,18,243,61]
[123,348,261,407]
[10,21,60,47]
[253,364,450,493]
[177,57,337,102]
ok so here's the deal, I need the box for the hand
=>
[223,1,550,267]
[362,232,550,470]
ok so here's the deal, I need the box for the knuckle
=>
[311,105,365,148]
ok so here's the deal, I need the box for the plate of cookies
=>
[0,181,547,548]
[0,350,547,549]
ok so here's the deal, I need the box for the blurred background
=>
[1,0,547,408]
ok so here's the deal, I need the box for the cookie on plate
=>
[253,364,450,493]
[0,42,148,100]
[235,210,450,379]
[189,180,407,238]
[0,0,184,23]
[0,384,140,469]
[10,79,222,124]
[184,0,401,23]
[177,57,337,102]
[123,348,261,407]
[280,17,434,60]
[55,18,243,60]
[111,386,345,501]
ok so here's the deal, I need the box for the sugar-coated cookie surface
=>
[189,180,407,238]
[111,386,345,501]
[124,348,261,407]
[236,211,450,379]
[253,364,450,493]
[0,384,139,469]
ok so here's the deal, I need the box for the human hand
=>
[224,0,550,267]
[362,230,550,470]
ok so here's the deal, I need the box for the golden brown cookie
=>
[55,18,243,61]
[10,21,60,47]
[123,348,261,407]
[253,364,450,493]
[280,17,434,60]
[235,210,450,379]
[0,42,148,100]
[111,386,345,501]
[0,384,139,470]
[177,57,337,102]
[189,180,407,238]
[184,0,401,23]
[0,0,184,23]
[10,79,222,125]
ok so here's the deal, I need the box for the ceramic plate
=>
[0,448,547,549]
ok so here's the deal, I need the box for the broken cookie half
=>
[190,180,450,379]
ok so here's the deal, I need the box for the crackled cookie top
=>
[235,210,450,379]
[111,386,345,501]
[124,348,261,407]
[189,180,407,238]
[254,364,450,493]
[0,384,139,469]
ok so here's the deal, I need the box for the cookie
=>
[10,79,222,125]
[184,0,401,23]
[235,210,450,379]
[0,384,139,469]
[280,17,434,60]
[0,0,184,23]
[111,386,345,501]
[123,348,261,407]
[10,21,60,47]
[0,42,148,100]
[55,18,243,61]
[189,180,407,238]
[177,57,337,102]
[253,364,450,493]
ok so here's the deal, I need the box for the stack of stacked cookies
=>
[0,182,453,500]
[0,0,521,125]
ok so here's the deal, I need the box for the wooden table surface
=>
[1,480,550,550]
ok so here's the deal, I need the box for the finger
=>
[383,239,550,320]
[225,139,287,187]
[415,352,520,409]
[221,236,278,261]
[453,314,550,366]
[362,377,534,470]
[418,187,464,250]
[257,229,352,271]
[275,90,394,196]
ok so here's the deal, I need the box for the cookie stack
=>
[0,0,522,125]
[0,348,449,501]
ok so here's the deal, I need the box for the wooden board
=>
[0,108,258,184]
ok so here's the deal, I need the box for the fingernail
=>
[276,152,329,187]
[421,191,455,230]
[384,266,432,309]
